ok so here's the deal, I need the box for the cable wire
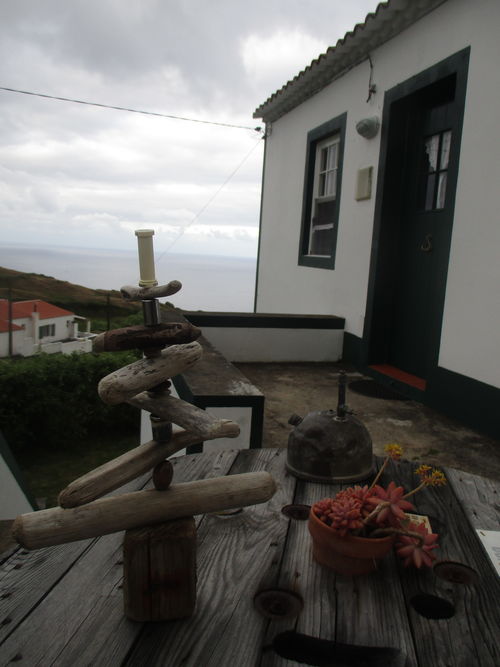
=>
[0,86,262,132]
[156,136,263,263]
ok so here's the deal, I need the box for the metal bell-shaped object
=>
[286,372,374,483]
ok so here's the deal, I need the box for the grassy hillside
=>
[0,266,139,321]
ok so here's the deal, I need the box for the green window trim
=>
[298,112,347,270]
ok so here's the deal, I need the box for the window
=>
[299,113,347,269]
[39,324,55,338]
[419,129,452,210]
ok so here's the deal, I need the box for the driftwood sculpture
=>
[12,229,276,621]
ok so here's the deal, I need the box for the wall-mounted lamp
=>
[355,116,380,139]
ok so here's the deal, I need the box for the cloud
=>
[0,0,380,261]
[241,29,326,91]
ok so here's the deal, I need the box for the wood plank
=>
[260,463,417,667]
[382,458,500,667]
[123,448,296,667]
[0,450,239,666]
[0,471,151,647]
[443,467,500,530]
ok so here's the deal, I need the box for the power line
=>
[156,136,263,262]
[0,86,262,132]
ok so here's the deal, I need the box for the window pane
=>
[324,169,337,197]
[436,172,447,209]
[326,143,338,170]
[424,134,440,172]
[425,173,436,210]
[310,226,333,256]
[440,130,452,170]
[319,173,326,197]
[320,147,328,171]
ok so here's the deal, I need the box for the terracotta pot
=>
[308,507,395,575]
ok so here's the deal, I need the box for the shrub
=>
[0,351,141,460]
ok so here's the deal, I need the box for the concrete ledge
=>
[182,311,345,362]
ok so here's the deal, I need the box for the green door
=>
[387,77,459,379]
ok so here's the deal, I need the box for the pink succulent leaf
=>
[371,482,415,526]
[396,522,439,568]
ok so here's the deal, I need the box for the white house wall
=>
[256,0,500,389]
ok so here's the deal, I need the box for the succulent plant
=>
[312,444,447,569]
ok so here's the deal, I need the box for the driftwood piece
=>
[123,518,196,621]
[58,425,239,508]
[152,461,174,490]
[92,322,201,352]
[13,472,277,550]
[120,281,182,301]
[98,341,202,405]
[128,392,236,440]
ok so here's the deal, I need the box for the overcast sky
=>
[0,0,380,260]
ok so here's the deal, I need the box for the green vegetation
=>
[0,267,180,507]
[0,351,141,468]
[21,432,140,508]
[0,266,139,322]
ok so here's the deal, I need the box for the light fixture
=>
[356,116,380,139]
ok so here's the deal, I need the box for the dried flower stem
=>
[368,457,389,491]
[402,481,427,499]
[371,526,425,547]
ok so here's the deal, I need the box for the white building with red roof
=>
[0,299,92,357]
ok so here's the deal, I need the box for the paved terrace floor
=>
[235,361,500,482]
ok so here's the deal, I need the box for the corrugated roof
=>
[0,299,74,321]
[253,0,449,122]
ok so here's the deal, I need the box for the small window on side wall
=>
[299,112,347,269]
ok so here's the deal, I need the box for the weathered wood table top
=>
[1,448,499,666]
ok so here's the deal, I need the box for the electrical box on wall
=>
[355,166,373,201]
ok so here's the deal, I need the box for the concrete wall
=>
[200,326,343,362]
[0,455,34,519]
[256,0,500,389]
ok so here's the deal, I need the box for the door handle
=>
[420,234,433,252]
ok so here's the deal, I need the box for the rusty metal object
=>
[286,372,374,483]
[93,322,201,352]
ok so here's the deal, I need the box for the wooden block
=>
[97,341,202,405]
[58,425,239,508]
[92,322,201,352]
[128,393,241,440]
[123,518,196,621]
[120,281,182,301]
[14,471,277,549]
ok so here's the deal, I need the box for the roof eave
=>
[253,0,448,123]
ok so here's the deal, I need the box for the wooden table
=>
[1,448,499,666]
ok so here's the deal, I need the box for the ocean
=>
[0,245,257,312]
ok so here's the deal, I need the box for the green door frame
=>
[361,47,470,396]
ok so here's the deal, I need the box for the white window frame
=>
[307,134,340,257]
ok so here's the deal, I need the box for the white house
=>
[253,0,500,438]
[0,299,92,357]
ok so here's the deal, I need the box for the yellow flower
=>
[416,464,432,479]
[384,443,403,461]
[416,465,447,486]
[427,469,447,487]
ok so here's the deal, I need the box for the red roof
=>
[0,299,74,321]
[0,319,23,333]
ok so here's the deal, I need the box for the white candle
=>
[135,229,158,287]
